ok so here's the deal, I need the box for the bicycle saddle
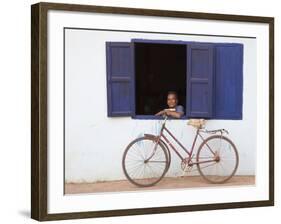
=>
[187,119,206,129]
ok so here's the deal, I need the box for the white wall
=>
[65,29,257,182]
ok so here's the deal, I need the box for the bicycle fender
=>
[144,133,157,140]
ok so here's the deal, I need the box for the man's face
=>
[167,94,178,108]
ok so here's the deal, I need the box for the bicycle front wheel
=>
[122,136,169,187]
[196,135,239,184]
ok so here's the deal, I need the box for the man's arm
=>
[155,110,165,116]
[165,110,183,118]
[155,106,184,118]
[166,105,184,118]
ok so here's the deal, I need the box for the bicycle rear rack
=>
[200,128,229,135]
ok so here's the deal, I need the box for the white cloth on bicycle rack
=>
[187,119,206,129]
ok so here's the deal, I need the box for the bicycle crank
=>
[181,158,193,172]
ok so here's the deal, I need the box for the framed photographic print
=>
[31,2,274,221]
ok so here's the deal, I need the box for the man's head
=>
[167,91,178,108]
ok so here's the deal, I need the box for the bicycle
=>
[122,115,239,187]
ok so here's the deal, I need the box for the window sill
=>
[132,115,188,120]
[131,115,242,120]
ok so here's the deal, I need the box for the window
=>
[135,42,186,116]
[106,39,243,120]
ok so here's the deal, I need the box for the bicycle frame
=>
[150,116,217,165]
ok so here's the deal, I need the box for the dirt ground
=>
[65,175,255,194]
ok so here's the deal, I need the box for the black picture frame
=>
[31,2,274,221]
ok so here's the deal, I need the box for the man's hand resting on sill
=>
[155,108,183,119]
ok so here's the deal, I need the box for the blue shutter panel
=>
[106,42,133,117]
[214,44,243,119]
[187,44,214,118]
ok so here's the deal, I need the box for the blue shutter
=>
[187,44,214,118]
[106,42,133,117]
[214,44,243,119]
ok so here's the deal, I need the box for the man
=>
[155,91,184,118]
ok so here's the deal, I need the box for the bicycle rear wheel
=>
[196,135,239,184]
[122,136,169,187]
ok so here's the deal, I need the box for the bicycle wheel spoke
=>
[125,161,143,170]
[147,160,166,163]
[135,145,145,160]
[220,157,236,161]
[198,161,217,170]
[146,163,159,178]
[197,156,214,159]
[128,164,144,179]
[127,150,143,161]
[142,141,151,159]
[138,164,147,179]
[218,161,227,174]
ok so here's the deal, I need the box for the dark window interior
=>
[135,43,187,116]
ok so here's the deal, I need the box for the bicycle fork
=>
[144,136,161,163]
